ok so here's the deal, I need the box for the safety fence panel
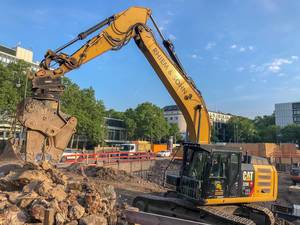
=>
[60,151,156,166]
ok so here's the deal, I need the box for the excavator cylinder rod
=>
[54,15,115,53]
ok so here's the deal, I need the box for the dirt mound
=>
[84,166,134,182]
[0,161,117,225]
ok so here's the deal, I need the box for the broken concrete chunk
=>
[22,180,39,193]
[36,180,53,197]
[17,191,39,208]
[68,203,85,220]
[65,220,79,225]
[30,203,46,222]
[67,180,82,191]
[55,212,66,225]
[79,215,107,225]
[7,191,22,204]
[0,205,28,225]
[39,161,52,171]
[49,185,67,202]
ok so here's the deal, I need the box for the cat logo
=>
[243,171,254,181]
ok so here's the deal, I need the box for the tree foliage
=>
[61,78,106,146]
[253,114,280,142]
[226,114,299,144]
[105,109,124,120]
[227,116,258,142]
[280,124,300,144]
[168,123,183,142]
[133,102,168,142]
[0,61,31,115]
[121,102,170,142]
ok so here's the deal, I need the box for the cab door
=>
[206,151,242,198]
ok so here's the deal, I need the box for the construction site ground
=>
[1,159,300,224]
[62,164,167,206]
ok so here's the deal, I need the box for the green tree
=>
[124,102,169,142]
[280,124,300,144]
[227,116,258,142]
[211,126,220,143]
[123,108,137,140]
[0,61,31,115]
[253,114,275,128]
[105,109,124,119]
[135,102,169,142]
[61,78,106,146]
[258,125,281,143]
[168,123,183,143]
[253,114,279,142]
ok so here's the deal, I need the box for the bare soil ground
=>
[62,165,167,205]
[2,159,300,224]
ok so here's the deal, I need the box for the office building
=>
[275,102,300,127]
[163,105,234,141]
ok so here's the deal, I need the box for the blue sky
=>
[1,0,300,118]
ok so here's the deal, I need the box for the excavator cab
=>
[167,143,277,205]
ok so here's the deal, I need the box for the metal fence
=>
[132,161,181,186]
[60,151,156,166]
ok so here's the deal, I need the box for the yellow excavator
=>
[8,6,280,225]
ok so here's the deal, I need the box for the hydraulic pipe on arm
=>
[27,6,210,161]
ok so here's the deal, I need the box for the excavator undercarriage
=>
[132,193,289,225]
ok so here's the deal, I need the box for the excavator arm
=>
[20,6,210,161]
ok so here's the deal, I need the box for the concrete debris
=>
[79,214,107,225]
[83,166,134,182]
[0,161,117,224]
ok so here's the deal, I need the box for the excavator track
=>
[132,195,279,225]
[198,205,255,225]
[242,203,275,225]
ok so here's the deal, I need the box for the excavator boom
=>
[29,6,210,162]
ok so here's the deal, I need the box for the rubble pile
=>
[0,162,117,225]
[84,167,134,182]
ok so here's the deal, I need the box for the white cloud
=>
[230,44,237,49]
[291,55,299,60]
[248,46,254,51]
[159,26,165,31]
[191,54,198,59]
[268,58,293,73]
[166,10,175,16]
[205,42,216,50]
[239,47,246,52]
[168,34,176,40]
[162,19,171,25]
[236,66,245,72]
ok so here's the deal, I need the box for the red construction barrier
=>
[60,151,156,165]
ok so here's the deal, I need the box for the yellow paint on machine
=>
[205,164,278,205]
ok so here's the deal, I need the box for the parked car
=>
[156,150,171,157]
[61,149,82,162]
